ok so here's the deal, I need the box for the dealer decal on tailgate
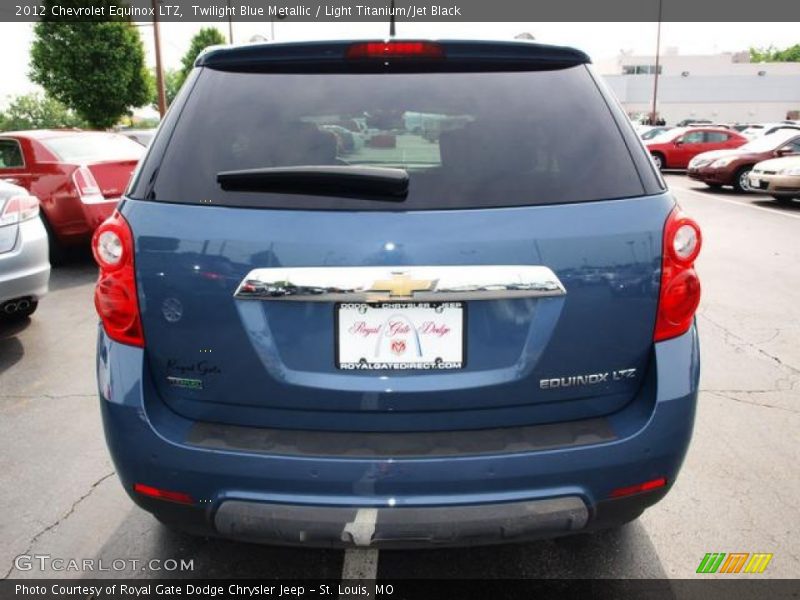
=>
[336,302,465,370]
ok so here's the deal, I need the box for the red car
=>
[0,130,144,262]
[644,127,747,170]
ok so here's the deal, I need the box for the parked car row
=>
[0,130,144,263]
[644,125,800,201]
[0,129,146,321]
[687,129,800,193]
[634,118,799,137]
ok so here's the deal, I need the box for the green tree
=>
[0,93,87,131]
[151,68,183,109]
[29,1,153,129]
[774,44,800,62]
[176,27,227,89]
[750,44,800,62]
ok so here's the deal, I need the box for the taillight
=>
[654,206,702,342]
[92,210,143,347]
[346,41,445,60]
[72,166,104,203]
[0,195,39,226]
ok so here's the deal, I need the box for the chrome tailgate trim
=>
[233,265,566,302]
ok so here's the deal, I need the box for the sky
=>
[1,21,798,106]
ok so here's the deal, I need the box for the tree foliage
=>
[29,0,153,129]
[750,44,800,62]
[176,27,227,89]
[0,93,88,131]
[152,68,183,109]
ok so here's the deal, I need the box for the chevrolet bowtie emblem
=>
[369,272,434,297]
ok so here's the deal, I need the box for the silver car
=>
[0,181,50,319]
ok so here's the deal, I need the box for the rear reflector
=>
[347,41,445,60]
[134,483,194,505]
[610,477,667,498]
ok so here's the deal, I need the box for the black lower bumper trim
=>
[213,497,589,549]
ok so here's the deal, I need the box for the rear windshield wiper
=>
[216,166,409,201]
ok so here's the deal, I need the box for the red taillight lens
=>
[72,166,103,202]
[0,195,39,226]
[654,207,702,342]
[134,483,194,505]
[92,210,143,347]
[610,477,667,498]
[347,41,444,59]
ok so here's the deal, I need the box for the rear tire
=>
[732,166,753,193]
[650,153,664,171]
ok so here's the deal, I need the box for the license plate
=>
[336,302,465,370]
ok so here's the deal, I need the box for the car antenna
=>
[389,0,396,37]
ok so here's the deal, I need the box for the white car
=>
[740,123,800,140]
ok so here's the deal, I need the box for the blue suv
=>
[94,40,701,547]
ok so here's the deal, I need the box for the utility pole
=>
[271,13,286,41]
[650,0,663,125]
[152,0,167,118]
[227,0,234,43]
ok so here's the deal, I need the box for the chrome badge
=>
[540,368,637,389]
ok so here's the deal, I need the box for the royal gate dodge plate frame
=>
[335,301,467,371]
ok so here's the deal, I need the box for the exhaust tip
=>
[1,297,34,315]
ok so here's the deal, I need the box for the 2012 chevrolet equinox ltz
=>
[93,39,701,547]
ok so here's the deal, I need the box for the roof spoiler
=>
[196,39,591,73]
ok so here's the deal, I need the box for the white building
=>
[597,49,800,125]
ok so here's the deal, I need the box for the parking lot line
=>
[669,182,800,221]
[340,548,379,595]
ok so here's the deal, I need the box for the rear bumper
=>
[215,496,589,548]
[97,325,699,547]
[0,217,50,304]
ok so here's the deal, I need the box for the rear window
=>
[144,65,645,210]
[42,133,144,163]
[0,139,24,168]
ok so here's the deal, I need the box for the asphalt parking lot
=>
[1,174,798,580]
